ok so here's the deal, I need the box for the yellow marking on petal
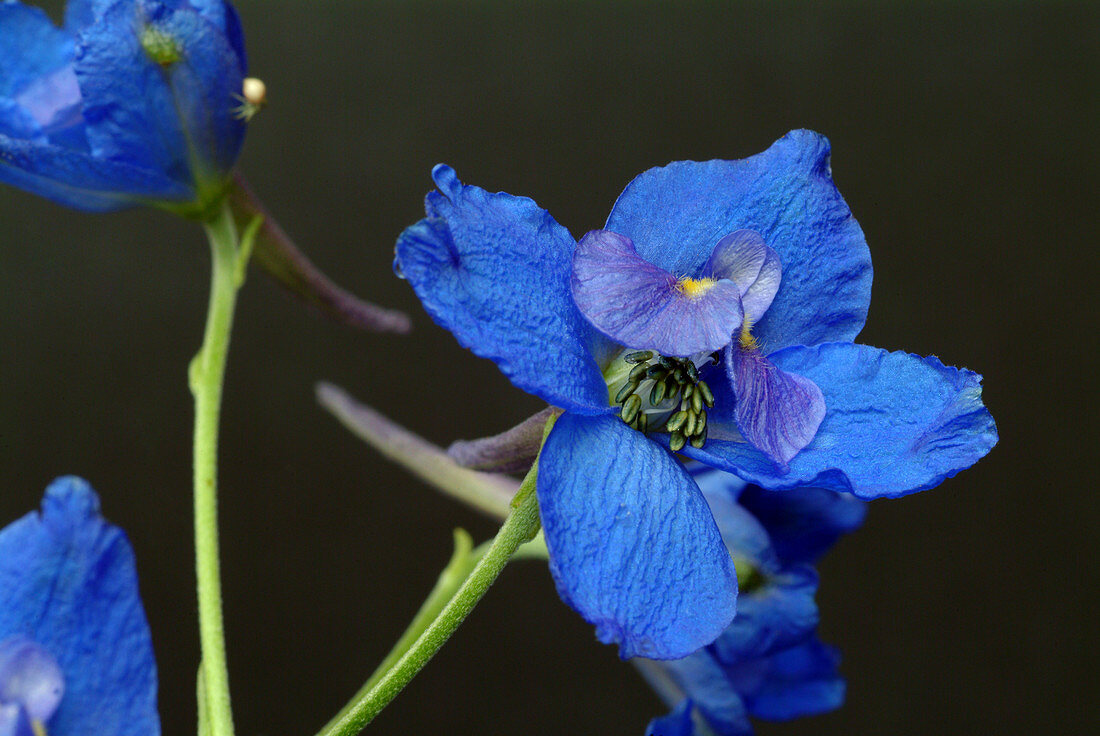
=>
[32,720,48,736]
[678,277,718,299]
[738,316,759,351]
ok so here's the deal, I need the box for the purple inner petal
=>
[0,703,35,736]
[572,229,744,356]
[727,345,825,469]
[704,230,782,326]
[0,637,64,724]
[740,246,782,325]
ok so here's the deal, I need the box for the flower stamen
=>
[613,351,717,451]
[678,276,718,299]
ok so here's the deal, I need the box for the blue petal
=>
[0,100,43,141]
[738,485,866,565]
[538,413,737,659]
[0,133,191,210]
[726,345,825,469]
[713,565,819,661]
[645,700,696,736]
[606,130,872,350]
[687,343,999,498]
[729,638,845,721]
[0,3,73,101]
[74,0,245,189]
[63,0,105,31]
[395,166,614,414]
[661,652,752,736]
[691,470,779,571]
[0,477,160,736]
[572,229,744,356]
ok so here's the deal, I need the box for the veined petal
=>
[75,0,245,188]
[687,343,999,498]
[0,133,191,210]
[395,165,613,414]
[572,229,744,356]
[726,345,826,470]
[606,130,872,350]
[538,414,737,659]
[0,477,159,736]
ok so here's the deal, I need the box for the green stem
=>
[315,464,544,736]
[190,202,245,736]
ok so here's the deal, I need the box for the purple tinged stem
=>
[446,407,561,474]
[315,382,518,520]
[228,174,412,334]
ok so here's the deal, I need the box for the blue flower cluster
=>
[394,130,998,660]
[641,467,865,735]
[0,478,158,736]
[0,0,247,214]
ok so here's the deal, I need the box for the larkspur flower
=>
[0,0,248,214]
[0,477,159,736]
[394,130,998,659]
[640,467,865,736]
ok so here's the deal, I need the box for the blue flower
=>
[0,477,159,736]
[0,0,248,214]
[640,467,865,736]
[394,130,997,659]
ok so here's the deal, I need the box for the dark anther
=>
[691,390,703,415]
[622,394,643,424]
[683,410,697,437]
[628,363,649,382]
[615,380,639,404]
[697,381,715,408]
[614,351,713,451]
[649,380,667,406]
[669,431,687,452]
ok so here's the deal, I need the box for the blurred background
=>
[1,1,1097,734]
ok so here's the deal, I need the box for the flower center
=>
[677,276,718,300]
[737,315,760,352]
[606,350,717,452]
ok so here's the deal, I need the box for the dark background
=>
[1,2,1097,734]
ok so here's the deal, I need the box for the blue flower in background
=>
[0,0,247,214]
[0,477,159,736]
[394,130,997,659]
[640,467,866,736]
